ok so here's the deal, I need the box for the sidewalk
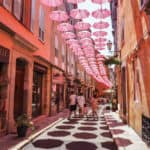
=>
[0,109,68,150]
[104,110,150,150]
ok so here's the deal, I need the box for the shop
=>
[0,45,9,136]
[32,63,48,118]
[50,67,66,115]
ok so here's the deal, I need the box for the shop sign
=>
[0,45,10,63]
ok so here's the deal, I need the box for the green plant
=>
[16,114,33,128]
[104,57,121,65]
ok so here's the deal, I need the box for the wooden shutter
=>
[23,0,31,29]
[3,0,12,11]
[13,0,23,20]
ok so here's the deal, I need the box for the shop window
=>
[121,67,127,116]
[39,5,45,41]
[32,71,43,118]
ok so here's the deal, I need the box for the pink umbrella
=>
[95,43,106,47]
[92,9,111,19]
[93,21,109,29]
[50,10,69,22]
[93,31,107,37]
[41,0,63,7]
[70,9,90,19]
[66,39,79,45]
[67,0,86,4]
[75,22,91,30]
[95,47,105,51]
[94,38,107,43]
[91,0,111,4]
[62,32,76,39]
[78,31,91,39]
[80,38,93,44]
[57,23,73,32]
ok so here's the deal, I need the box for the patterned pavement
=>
[22,107,117,150]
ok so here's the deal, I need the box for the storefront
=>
[0,45,10,136]
[50,67,66,115]
[32,63,48,118]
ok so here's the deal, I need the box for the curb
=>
[9,118,64,150]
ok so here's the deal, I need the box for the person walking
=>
[91,94,99,120]
[68,91,77,120]
[77,92,85,117]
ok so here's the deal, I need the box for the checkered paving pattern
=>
[22,108,117,150]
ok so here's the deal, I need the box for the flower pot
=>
[17,125,28,137]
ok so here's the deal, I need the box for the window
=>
[3,0,12,11]
[39,5,45,41]
[120,19,125,46]
[55,48,58,57]
[13,0,23,20]
[30,0,36,32]
[3,0,31,29]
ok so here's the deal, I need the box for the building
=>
[116,0,150,145]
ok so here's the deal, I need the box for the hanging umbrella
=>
[95,47,105,51]
[94,38,107,43]
[93,31,107,37]
[57,23,73,32]
[77,31,91,39]
[41,0,63,7]
[67,0,86,4]
[95,43,106,48]
[69,43,81,49]
[80,38,93,44]
[92,9,111,19]
[62,32,76,39]
[91,0,111,4]
[70,9,90,19]
[74,21,91,30]
[50,10,69,22]
[93,21,109,29]
[66,39,79,45]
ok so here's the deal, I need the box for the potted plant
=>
[16,114,33,137]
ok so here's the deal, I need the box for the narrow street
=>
[0,0,150,149]
[21,105,117,150]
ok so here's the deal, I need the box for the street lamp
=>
[107,40,113,51]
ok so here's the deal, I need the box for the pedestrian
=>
[68,91,77,120]
[83,103,88,119]
[77,92,85,117]
[91,94,99,120]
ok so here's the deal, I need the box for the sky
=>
[78,0,114,56]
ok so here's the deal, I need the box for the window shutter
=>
[23,0,31,29]
[13,0,23,20]
[3,0,12,11]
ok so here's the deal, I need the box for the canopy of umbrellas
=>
[41,0,112,88]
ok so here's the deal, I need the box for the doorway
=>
[14,59,26,120]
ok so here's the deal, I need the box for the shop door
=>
[32,71,43,118]
[14,61,25,119]
[55,84,64,113]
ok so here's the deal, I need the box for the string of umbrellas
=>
[41,0,112,88]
